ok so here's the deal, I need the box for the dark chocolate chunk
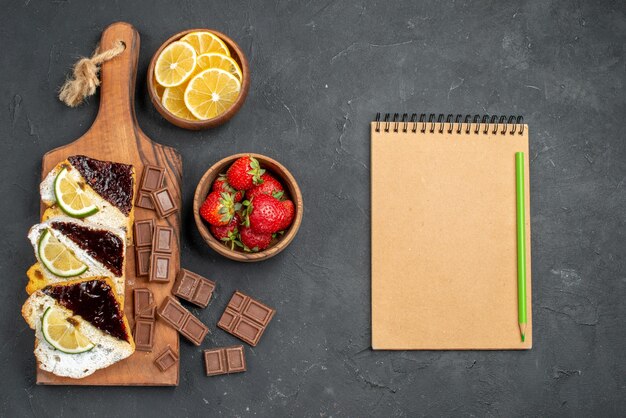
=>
[133,219,154,247]
[135,247,152,277]
[204,345,246,376]
[133,288,155,319]
[217,291,275,346]
[150,253,172,283]
[172,269,215,308]
[180,315,209,346]
[136,191,155,210]
[67,155,134,216]
[43,279,129,342]
[151,188,178,218]
[50,222,124,277]
[134,319,155,351]
[154,345,178,372]
[152,225,174,254]
[140,165,165,192]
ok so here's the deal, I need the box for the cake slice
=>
[27,215,126,300]
[40,155,135,242]
[22,277,135,379]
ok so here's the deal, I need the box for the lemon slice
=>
[184,69,241,120]
[180,31,230,56]
[54,167,99,218]
[154,41,197,87]
[197,53,242,81]
[162,86,198,121]
[41,307,95,354]
[38,229,88,277]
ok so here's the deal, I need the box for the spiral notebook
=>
[371,113,532,350]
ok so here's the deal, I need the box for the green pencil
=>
[515,152,527,342]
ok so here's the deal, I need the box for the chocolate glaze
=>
[68,155,134,216]
[43,279,129,342]
[50,221,124,277]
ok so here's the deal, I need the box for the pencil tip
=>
[521,334,525,342]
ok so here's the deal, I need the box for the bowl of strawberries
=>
[193,153,303,261]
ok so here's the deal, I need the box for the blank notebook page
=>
[371,120,532,350]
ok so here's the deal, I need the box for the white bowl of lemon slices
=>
[148,29,250,130]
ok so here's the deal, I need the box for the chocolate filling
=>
[43,279,129,342]
[68,155,134,216]
[50,221,124,277]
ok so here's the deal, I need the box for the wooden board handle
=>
[92,22,140,132]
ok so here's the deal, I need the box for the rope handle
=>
[58,40,126,107]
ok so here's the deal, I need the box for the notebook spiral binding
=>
[374,113,525,135]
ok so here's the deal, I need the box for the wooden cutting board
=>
[36,22,181,386]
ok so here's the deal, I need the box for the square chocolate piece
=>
[150,252,172,283]
[151,188,178,218]
[154,345,178,372]
[133,219,154,248]
[192,278,216,308]
[135,247,152,277]
[140,165,166,191]
[134,288,155,319]
[136,191,155,210]
[180,314,209,346]
[217,291,276,347]
[134,319,155,352]
[158,296,189,329]
[224,346,247,373]
[204,349,226,376]
[204,345,246,376]
[172,269,199,300]
[152,225,174,254]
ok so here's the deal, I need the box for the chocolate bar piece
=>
[151,188,178,218]
[140,165,165,192]
[150,252,172,283]
[172,269,216,308]
[134,319,155,352]
[217,291,275,346]
[180,315,209,346]
[158,296,209,345]
[133,219,154,247]
[134,288,155,319]
[135,247,152,277]
[154,345,178,372]
[158,296,188,329]
[204,345,246,376]
[136,191,155,210]
[152,225,174,254]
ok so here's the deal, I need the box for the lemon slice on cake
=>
[54,167,99,218]
[154,41,197,87]
[41,307,95,354]
[184,68,241,120]
[38,229,88,277]
[180,31,230,56]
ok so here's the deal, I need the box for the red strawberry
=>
[277,200,295,231]
[239,225,272,251]
[212,174,244,202]
[226,155,265,190]
[199,191,240,226]
[247,173,284,201]
[244,194,286,234]
[209,213,241,249]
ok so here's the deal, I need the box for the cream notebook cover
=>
[371,114,532,350]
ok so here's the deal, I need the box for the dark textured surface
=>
[1,0,625,416]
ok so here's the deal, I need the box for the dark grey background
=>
[1,0,624,416]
